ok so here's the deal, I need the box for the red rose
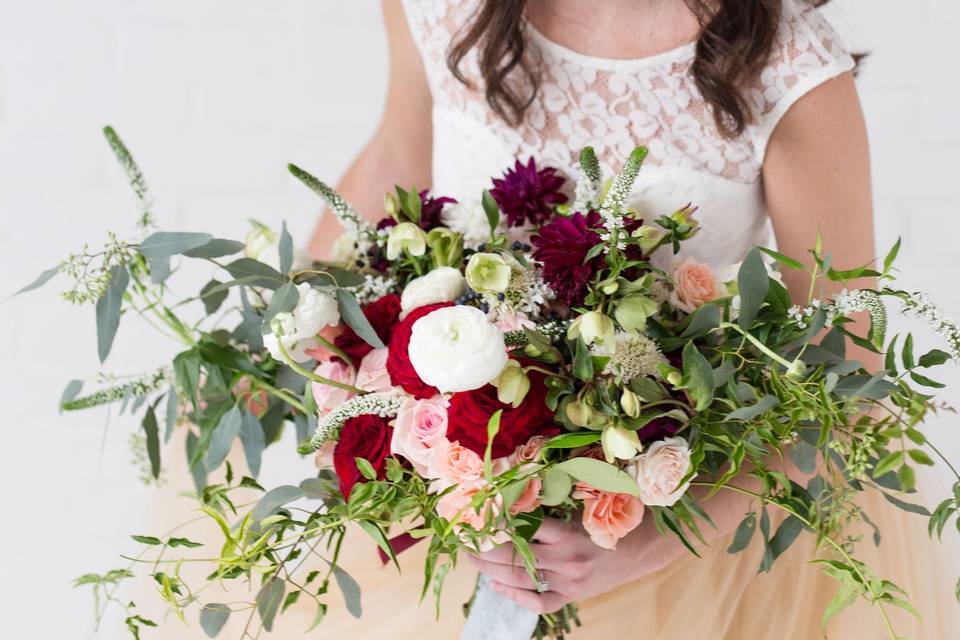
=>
[386,302,452,399]
[446,368,557,458]
[334,294,402,364]
[333,414,393,498]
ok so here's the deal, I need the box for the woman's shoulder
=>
[399,0,478,39]
[748,0,856,150]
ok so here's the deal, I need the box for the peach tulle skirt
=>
[141,445,960,639]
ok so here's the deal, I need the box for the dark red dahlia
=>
[334,294,402,364]
[418,190,457,231]
[530,210,605,306]
[491,158,568,227]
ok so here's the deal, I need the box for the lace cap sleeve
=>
[399,0,479,91]
[750,0,855,162]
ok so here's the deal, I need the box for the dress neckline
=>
[524,21,697,71]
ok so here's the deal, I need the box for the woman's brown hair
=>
[447,0,844,138]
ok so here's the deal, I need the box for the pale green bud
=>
[386,222,427,260]
[565,399,595,428]
[601,426,642,463]
[568,311,615,348]
[384,192,400,217]
[465,252,512,293]
[426,227,463,268]
[785,359,808,380]
[601,279,620,295]
[620,388,641,418]
[493,360,531,408]
[632,225,665,255]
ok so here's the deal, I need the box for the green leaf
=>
[251,485,304,522]
[182,238,245,259]
[884,335,898,375]
[336,288,385,349]
[483,410,503,481]
[680,303,720,339]
[355,457,377,481]
[727,513,756,554]
[139,232,212,260]
[789,440,818,474]
[902,334,915,370]
[59,379,83,413]
[822,585,859,631]
[238,410,265,478]
[95,265,129,363]
[758,247,804,270]
[200,279,229,315]
[331,564,362,618]
[256,578,284,632]
[482,189,500,236]
[199,603,231,638]
[572,337,594,381]
[168,537,203,548]
[131,535,162,545]
[357,520,399,570]
[281,590,302,614]
[681,341,714,411]
[9,265,60,298]
[872,451,904,478]
[540,468,573,506]
[223,258,285,289]
[205,406,243,472]
[737,248,769,329]
[769,515,804,560]
[919,349,951,368]
[279,221,294,275]
[542,432,601,450]
[882,237,901,274]
[142,405,161,479]
[907,449,934,466]
[910,371,946,388]
[726,395,779,421]
[262,281,300,323]
[881,492,930,516]
[554,458,639,496]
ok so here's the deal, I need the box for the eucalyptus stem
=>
[246,376,307,414]
[314,334,353,368]
[278,341,366,395]
[719,322,795,369]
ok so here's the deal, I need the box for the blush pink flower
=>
[631,437,693,507]
[310,360,356,414]
[510,435,548,465]
[233,377,269,418]
[435,484,509,552]
[669,257,721,313]
[425,438,484,490]
[495,312,536,334]
[509,475,543,515]
[314,440,336,469]
[572,482,645,550]
[303,324,345,361]
[354,347,395,394]
[391,395,449,474]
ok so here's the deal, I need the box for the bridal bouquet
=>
[20,127,960,639]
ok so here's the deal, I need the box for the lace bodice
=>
[401,0,854,268]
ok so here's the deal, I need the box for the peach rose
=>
[669,257,721,313]
[391,395,449,474]
[310,360,356,414]
[314,440,336,469]
[572,482,645,550]
[425,438,484,490]
[509,476,543,515]
[302,324,345,361]
[631,437,693,507]
[354,347,395,394]
[510,435,548,465]
[233,378,269,418]
[435,484,509,552]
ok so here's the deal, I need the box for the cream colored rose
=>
[669,257,721,313]
[631,436,693,507]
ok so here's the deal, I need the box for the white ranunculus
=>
[400,266,466,318]
[264,283,340,362]
[441,199,499,250]
[407,306,507,393]
[629,436,693,507]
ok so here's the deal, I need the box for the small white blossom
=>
[264,283,339,362]
[599,331,667,384]
[441,200,501,250]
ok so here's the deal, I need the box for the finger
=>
[471,544,525,565]
[531,517,576,545]
[489,581,569,615]
[468,556,553,590]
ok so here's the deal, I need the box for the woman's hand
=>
[467,516,686,614]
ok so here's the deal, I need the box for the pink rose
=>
[425,438,484,490]
[354,347,395,394]
[509,475,542,515]
[233,377,269,418]
[314,440,336,469]
[509,435,548,465]
[310,360,356,414]
[495,312,536,334]
[572,482,645,550]
[435,484,508,552]
[669,257,721,313]
[631,437,693,507]
[391,395,449,474]
[303,324,345,361]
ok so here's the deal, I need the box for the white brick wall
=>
[0,2,957,638]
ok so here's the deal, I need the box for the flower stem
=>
[277,341,366,395]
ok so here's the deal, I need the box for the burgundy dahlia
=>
[418,190,457,231]
[491,157,568,227]
[531,210,605,306]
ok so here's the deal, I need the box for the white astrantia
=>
[441,199,501,250]
[599,331,667,383]
[407,306,508,393]
[401,266,466,318]
[264,283,340,363]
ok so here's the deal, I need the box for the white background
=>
[0,1,957,638]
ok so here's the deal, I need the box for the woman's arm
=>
[474,72,877,613]
[308,0,433,260]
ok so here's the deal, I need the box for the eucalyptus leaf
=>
[542,432,601,450]
[224,258,285,289]
[95,265,129,363]
[726,395,779,421]
[727,513,756,554]
[881,492,930,516]
[252,485,304,522]
[540,468,573,506]
[183,238,246,259]
[769,515,804,560]
[279,222,293,275]
[554,458,639,496]
[336,288,385,349]
[205,406,243,472]
[59,379,83,413]
[200,279,229,315]
[737,248,769,329]
[142,405,161,479]
[263,281,300,323]
[139,232,212,260]
[680,303,720,339]
[199,603,231,638]
[238,410,265,478]
[256,578,285,632]
[331,564,362,618]
[681,341,714,411]
[9,265,60,298]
